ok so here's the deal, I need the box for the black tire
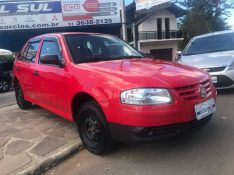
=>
[15,82,32,110]
[0,79,11,93]
[77,101,114,155]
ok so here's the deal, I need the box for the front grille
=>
[214,75,234,87]
[202,66,226,72]
[175,79,212,101]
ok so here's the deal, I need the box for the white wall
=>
[138,9,177,32]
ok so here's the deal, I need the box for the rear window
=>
[184,32,234,56]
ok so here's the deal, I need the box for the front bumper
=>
[209,69,234,89]
[99,87,216,127]
[109,114,213,142]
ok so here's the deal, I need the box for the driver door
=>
[33,37,68,114]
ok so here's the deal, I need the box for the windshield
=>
[183,32,234,56]
[64,34,143,64]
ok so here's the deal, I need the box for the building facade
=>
[126,2,185,61]
[0,1,185,62]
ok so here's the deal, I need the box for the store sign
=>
[0,0,121,31]
[136,0,171,11]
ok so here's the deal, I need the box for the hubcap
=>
[0,81,8,91]
[83,112,101,143]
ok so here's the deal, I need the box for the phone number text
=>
[68,19,113,26]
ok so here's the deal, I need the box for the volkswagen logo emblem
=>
[199,85,207,98]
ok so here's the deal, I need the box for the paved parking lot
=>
[46,89,234,175]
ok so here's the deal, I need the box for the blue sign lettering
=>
[0,1,62,14]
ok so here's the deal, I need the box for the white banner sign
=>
[136,0,171,11]
[0,0,121,31]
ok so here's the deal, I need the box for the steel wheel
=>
[82,111,102,145]
[77,102,114,155]
[16,85,24,106]
[15,82,32,109]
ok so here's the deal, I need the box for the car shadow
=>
[107,115,229,159]
[114,134,192,155]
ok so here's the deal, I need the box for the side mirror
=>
[40,55,65,68]
[176,51,182,62]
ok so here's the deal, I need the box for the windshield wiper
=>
[77,56,114,63]
[76,55,144,64]
[90,56,114,61]
[113,56,144,59]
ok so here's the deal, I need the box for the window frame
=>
[20,43,29,62]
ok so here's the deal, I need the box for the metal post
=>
[132,22,138,49]
[121,0,128,41]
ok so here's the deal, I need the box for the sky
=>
[126,0,234,29]
[227,10,234,29]
[126,0,133,5]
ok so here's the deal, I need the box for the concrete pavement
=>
[0,91,16,108]
[46,89,234,175]
[0,92,82,175]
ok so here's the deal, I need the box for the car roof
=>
[30,32,105,41]
[192,30,234,40]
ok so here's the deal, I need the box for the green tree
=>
[176,0,234,49]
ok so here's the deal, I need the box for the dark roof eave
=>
[167,4,186,17]
[126,2,186,23]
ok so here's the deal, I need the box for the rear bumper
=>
[109,115,213,142]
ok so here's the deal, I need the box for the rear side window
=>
[21,42,40,62]
[26,42,40,62]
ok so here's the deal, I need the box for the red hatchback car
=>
[13,33,216,154]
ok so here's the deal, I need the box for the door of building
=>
[150,48,173,61]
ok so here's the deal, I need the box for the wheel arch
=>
[13,76,19,85]
[71,92,105,122]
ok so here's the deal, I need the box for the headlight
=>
[121,88,172,105]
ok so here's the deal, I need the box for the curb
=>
[0,103,16,109]
[18,140,84,175]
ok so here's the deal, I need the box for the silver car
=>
[180,30,234,89]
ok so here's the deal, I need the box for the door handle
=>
[33,71,39,76]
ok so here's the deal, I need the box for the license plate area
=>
[195,98,216,120]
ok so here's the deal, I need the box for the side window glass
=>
[25,42,40,62]
[21,44,29,61]
[39,41,60,63]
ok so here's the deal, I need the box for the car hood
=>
[181,50,234,68]
[78,58,209,89]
